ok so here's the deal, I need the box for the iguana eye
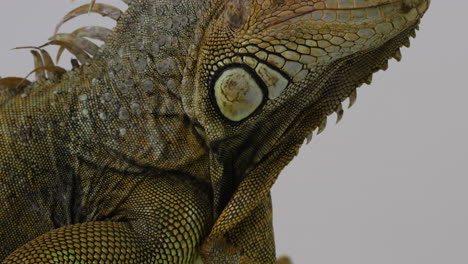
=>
[213,67,264,122]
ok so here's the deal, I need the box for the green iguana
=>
[0,0,430,263]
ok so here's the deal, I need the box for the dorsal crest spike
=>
[89,0,97,14]
[51,33,99,56]
[42,40,91,65]
[30,50,46,81]
[0,77,31,90]
[54,3,123,35]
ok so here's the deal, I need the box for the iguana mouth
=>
[266,0,420,29]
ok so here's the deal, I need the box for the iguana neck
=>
[54,0,214,180]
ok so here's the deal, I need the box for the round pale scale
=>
[255,63,289,99]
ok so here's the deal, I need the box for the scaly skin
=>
[0,0,429,263]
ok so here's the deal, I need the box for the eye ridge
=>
[209,63,269,124]
[234,52,293,83]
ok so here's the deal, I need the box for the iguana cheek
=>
[213,68,264,122]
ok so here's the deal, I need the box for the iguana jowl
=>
[0,0,430,263]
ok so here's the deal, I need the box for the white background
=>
[1,1,467,264]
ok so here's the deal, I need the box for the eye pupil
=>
[213,67,264,122]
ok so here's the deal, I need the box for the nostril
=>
[402,0,426,8]
[401,3,413,13]
[401,0,430,15]
[402,0,420,12]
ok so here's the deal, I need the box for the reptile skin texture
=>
[0,0,430,263]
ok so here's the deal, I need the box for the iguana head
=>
[190,0,430,259]
[193,0,430,187]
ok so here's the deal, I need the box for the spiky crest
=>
[0,0,129,88]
